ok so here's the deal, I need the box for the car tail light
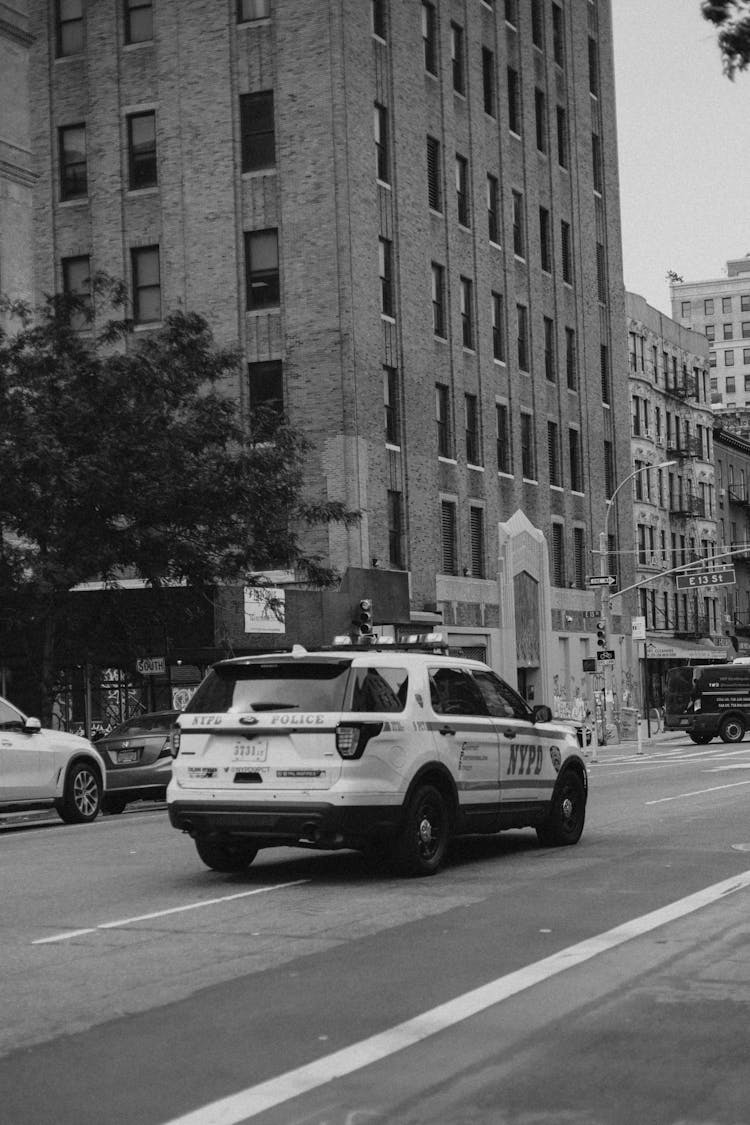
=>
[170,728,181,758]
[335,722,382,760]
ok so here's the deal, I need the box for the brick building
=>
[713,422,750,658]
[25,0,631,717]
[0,0,34,329]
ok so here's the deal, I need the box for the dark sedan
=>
[97,710,180,814]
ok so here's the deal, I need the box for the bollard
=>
[589,716,599,764]
[636,715,644,755]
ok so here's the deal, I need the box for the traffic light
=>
[358,598,373,635]
[596,620,607,649]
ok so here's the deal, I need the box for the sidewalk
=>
[585,726,683,759]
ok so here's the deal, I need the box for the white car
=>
[168,637,588,876]
[0,695,105,823]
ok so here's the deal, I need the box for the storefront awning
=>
[644,637,731,662]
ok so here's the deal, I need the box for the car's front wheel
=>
[719,715,745,743]
[56,761,102,824]
[195,838,258,872]
[536,771,586,847]
[392,784,450,877]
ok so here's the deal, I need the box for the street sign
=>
[588,575,616,587]
[596,649,615,661]
[136,656,166,676]
[632,615,646,641]
[675,568,736,589]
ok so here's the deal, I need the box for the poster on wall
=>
[243,586,286,634]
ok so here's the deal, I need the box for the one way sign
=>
[588,575,616,587]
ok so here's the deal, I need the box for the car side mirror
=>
[532,704,552,723]
[24,717,42,734]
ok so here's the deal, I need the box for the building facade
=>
[0,0,34,327]
[24,0,632,719]
[713,422,750,659]
[626,292,727,714]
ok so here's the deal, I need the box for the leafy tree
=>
[0,279,358,721]
[702,0,750,76]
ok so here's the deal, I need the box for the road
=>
[2,736,750,1124]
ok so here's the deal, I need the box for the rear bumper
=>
[665,715,716,735]
[167,800,402,848]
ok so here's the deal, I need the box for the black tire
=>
[195,837,258,872]
[392,784,450,877]
[102,795,128,815]
[536,771,586,847]
[719,715,745,743]
[56,761,102,824]
[688,732,713,745]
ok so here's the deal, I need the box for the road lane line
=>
[32,880,309,945]
[646,779,750,804]
[161,868,750,1125]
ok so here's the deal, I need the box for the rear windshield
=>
[185,661,353,714]
[110,712,179,737]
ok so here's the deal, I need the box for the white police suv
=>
[167,637,588,876]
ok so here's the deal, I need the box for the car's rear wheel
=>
[102,795,128,815]
[688,732,713,744]
[195,838,258,872]
[536,771,586,847]
[392,784,450,877]
[56,761,102,824]
[719,715,745,743]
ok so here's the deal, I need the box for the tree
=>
[701,0,750,76]
[0,280,358,721]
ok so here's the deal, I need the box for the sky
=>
[611,0,750,315]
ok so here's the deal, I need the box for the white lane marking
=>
[161,869,750,1125]
[32,881,309,945]
[646,779,750,805]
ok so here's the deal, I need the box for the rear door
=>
[0,700,44,800]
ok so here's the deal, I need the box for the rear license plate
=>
[117,750,139,764]
[233,740,268,763]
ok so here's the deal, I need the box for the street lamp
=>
[596,459,676,743]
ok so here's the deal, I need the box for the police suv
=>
[167,637,588,877]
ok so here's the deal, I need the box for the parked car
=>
[0,695,105,823]
[97,710,180,814]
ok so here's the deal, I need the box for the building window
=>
[127,112,157,190]
[724,322,733,340]
[384,365,399,445]
[492,291,505,362]
[422,3,437,74]
[726,376,736,393]
[456,154,470,227]
[245,229,279,309]
[440,500,458,575]
[436,384,452,458]
[592,132,603,193]
[704,298,714,315]
[742,321,750,338]
[56,0,83,56]
[374,103,389,183]
[535,88,547,153]
[548,421,561,486]
[469,507,485,578]
[725,349,735,366]
[565,326,577,390]
[517,303,529,371]
[569,428,582,491]
[742,294,750,312]
[427,136,442,212]
[709,352,716,367]
[240,91,275,172]
[125,0,153,43]
[465,393,480,465]
[556,106,568,168]
[131,245,161,324]
[561,220,572,283]
[59,124,87,200]
[539,206,551,272]
[512,190,525,257]
[62,254,91,329]
[544,317,556,381]
[507,67,521,135]
[451,23,465,94]
[604,439,614,498]
[573,527,585,588]
[482,48,496,115]
[722,296,732,312]
[238,0,270,21]
[487,175,499,243]
[372,0,386,39]
[681,300,691,317]
[496,402,511,473]
[248,359,283,438]
[588,35,599,94]
[379,238,394,317]
[505,0,518,26]
[706,323,715,341]
[460,277,474,349]
[551,523,565,585]
[432,262,446,337]
[744,349,750,365]
[521,412,535,479]
[552,3,564,66]
[601,343,611,404]
[596,242,607,303]
[388,490,404,568]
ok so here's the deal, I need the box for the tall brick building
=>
[0,0,33,329]
[27,0,632,712]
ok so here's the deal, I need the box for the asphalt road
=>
[2,737,750,1124]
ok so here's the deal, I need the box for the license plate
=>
[232,740,268,763]
[117,750,138,764]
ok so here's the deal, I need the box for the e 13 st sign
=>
[675,568,736,590]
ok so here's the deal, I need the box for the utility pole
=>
[598,530,613,744]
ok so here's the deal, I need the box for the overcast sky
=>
[612,0,750,314]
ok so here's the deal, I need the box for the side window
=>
[0,699,24,729]
[472,669,530,720]
[429,667,488,716]
[349,667,408,713]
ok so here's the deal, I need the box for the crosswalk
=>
[593,741,750,769]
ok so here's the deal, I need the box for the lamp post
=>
[597,459,676,743]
